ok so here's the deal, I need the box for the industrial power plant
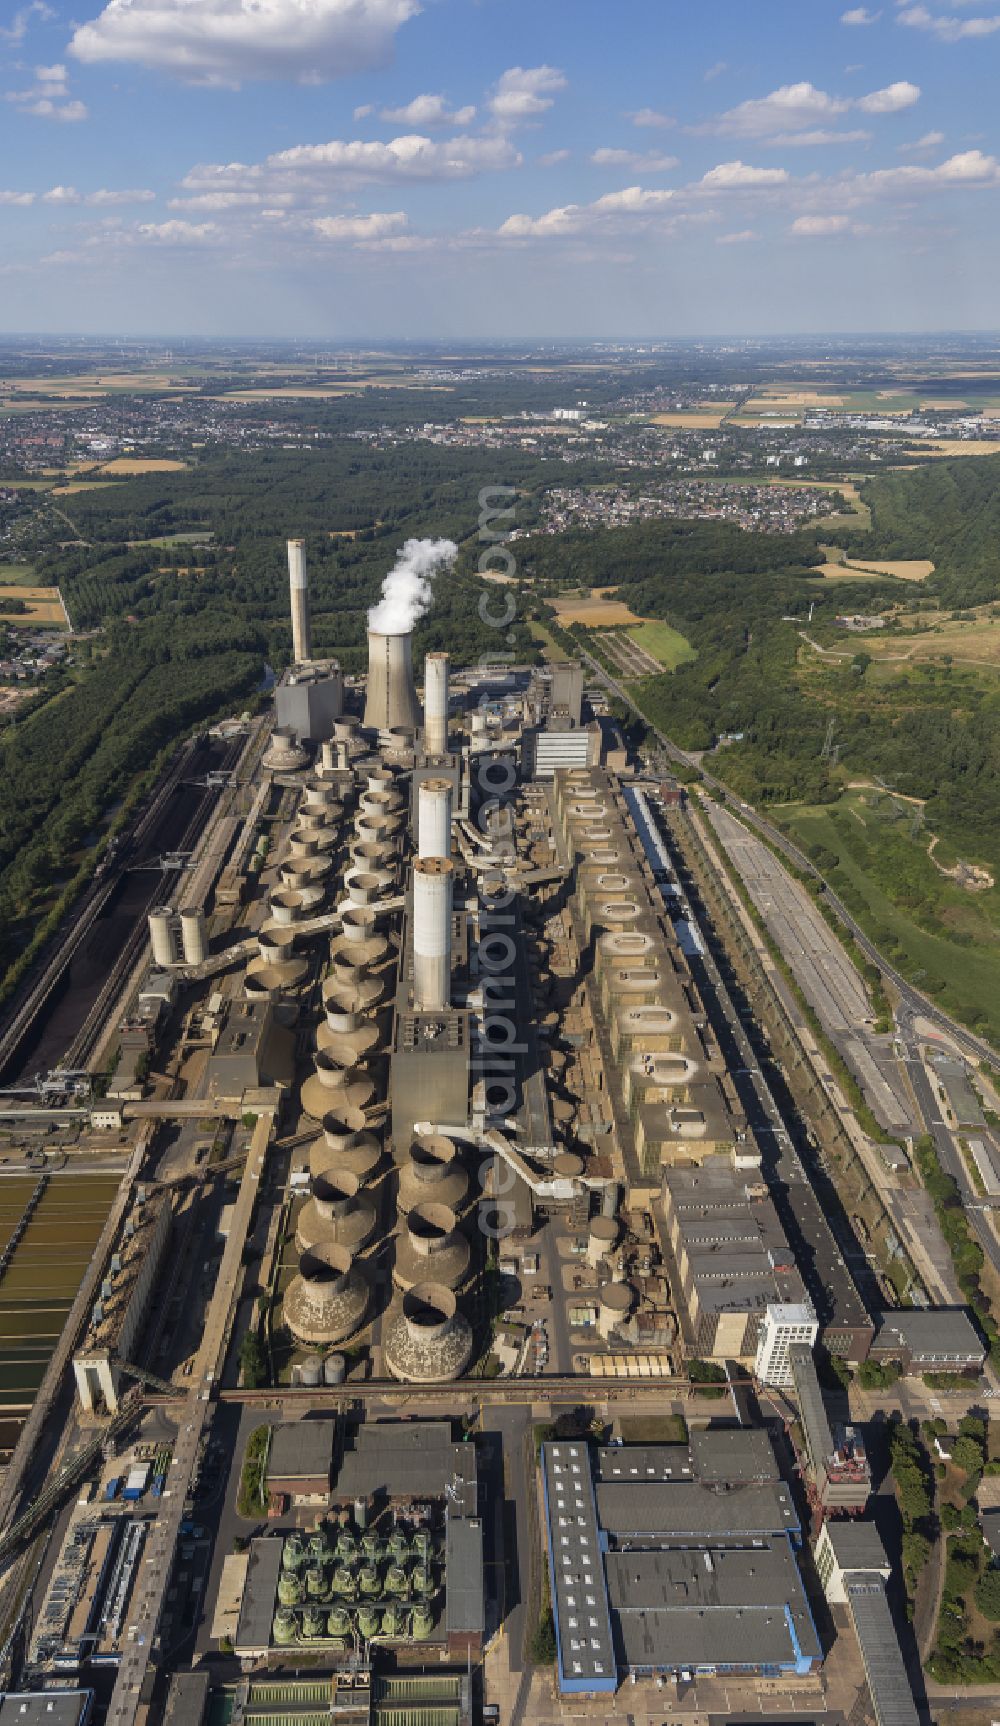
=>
[0,524,953,1726]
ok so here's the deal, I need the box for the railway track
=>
[64,733,246,1070]
[0,741,204,1082]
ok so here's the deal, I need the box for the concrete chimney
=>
[363,630,421,734]
[423,652,449,756]
[417,777,452,862]
[287,538,312,664]
[412,857,452,1011]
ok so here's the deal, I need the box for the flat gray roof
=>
[822,1521,888,1573]
[445,1517,485,1635]
[789,1344,835,1471]
[595,1480,799,1540]
[874,1307,985,1361]
[235,1536,283,1653]
[542,1442,616,1689]
[607,1542,820,1671]
[690,1428,780,1485]
[162,1671,210,1726]
[267,1419,335,1483]
[596,1445,693,1483]
[844,1576,921,1726]
[334,1421,477,1513]
[0,1699,92,1726]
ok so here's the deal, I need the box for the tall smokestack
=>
[412,857,452,1011]
[423,652,450,756]
[363,631,421,733]
[287,538,312,664]
[418,777,453,862]
[363,538,457,734]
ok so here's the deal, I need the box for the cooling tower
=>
[363,630,421,734]
[412,857,452,1011]
[288,538,312,664]
[417,778,452,862]
[423,652,449,756]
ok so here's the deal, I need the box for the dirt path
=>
[798,630,853,659]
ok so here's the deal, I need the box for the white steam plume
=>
[367,536,458,634]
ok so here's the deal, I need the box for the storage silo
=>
[148,906,177,968]
[179,906,208,966]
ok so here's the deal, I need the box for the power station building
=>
[73,1188,171,1415]
[540,1436,819,1696]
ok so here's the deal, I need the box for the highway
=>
[579,643,1000,1072]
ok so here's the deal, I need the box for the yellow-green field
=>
[626,619,697,670]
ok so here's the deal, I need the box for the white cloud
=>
[312,209,408,239]
[763,127,872,146]
[42,184,80,204]
[198,131,521,192]
[842,6,881,21]
[69,0,419,85]
[699,160,791,188]
[538,148,570,167]
[0,191,36,206]
[897,4,1000,37]
[705,82,852,137]
[701,77,919,138]
[629,107,673,129]
[704,60,728,80]
[7,61,88,120]
[86,186,156,205]
[135,219,219,243]
[792,213,852,233]
[590,147,678,172]
[716,228,758,243]
[500,183,674,238]
[898,128,945,153]
[856,79,921,111]
[378,93,475,127]
[854,147,1000,188]
[488,65,566,124]
[169,190,265,210]
[0,1,54,43]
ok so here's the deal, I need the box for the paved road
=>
[579,645,1000,1072]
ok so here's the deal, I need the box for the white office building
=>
[754,1301,818,1388]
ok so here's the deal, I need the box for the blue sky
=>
[1,0,999,337]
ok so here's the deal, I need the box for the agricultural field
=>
[841,558,935,581]
[97,457,188,475]
[0,583,66,624]
[774,791,1000,1043]
[51,481,124,496]
[548,591,645,627]
[812,547,934,582]
[625,619,696,671]
[907,438,1000,457]
[648,408,733,428]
